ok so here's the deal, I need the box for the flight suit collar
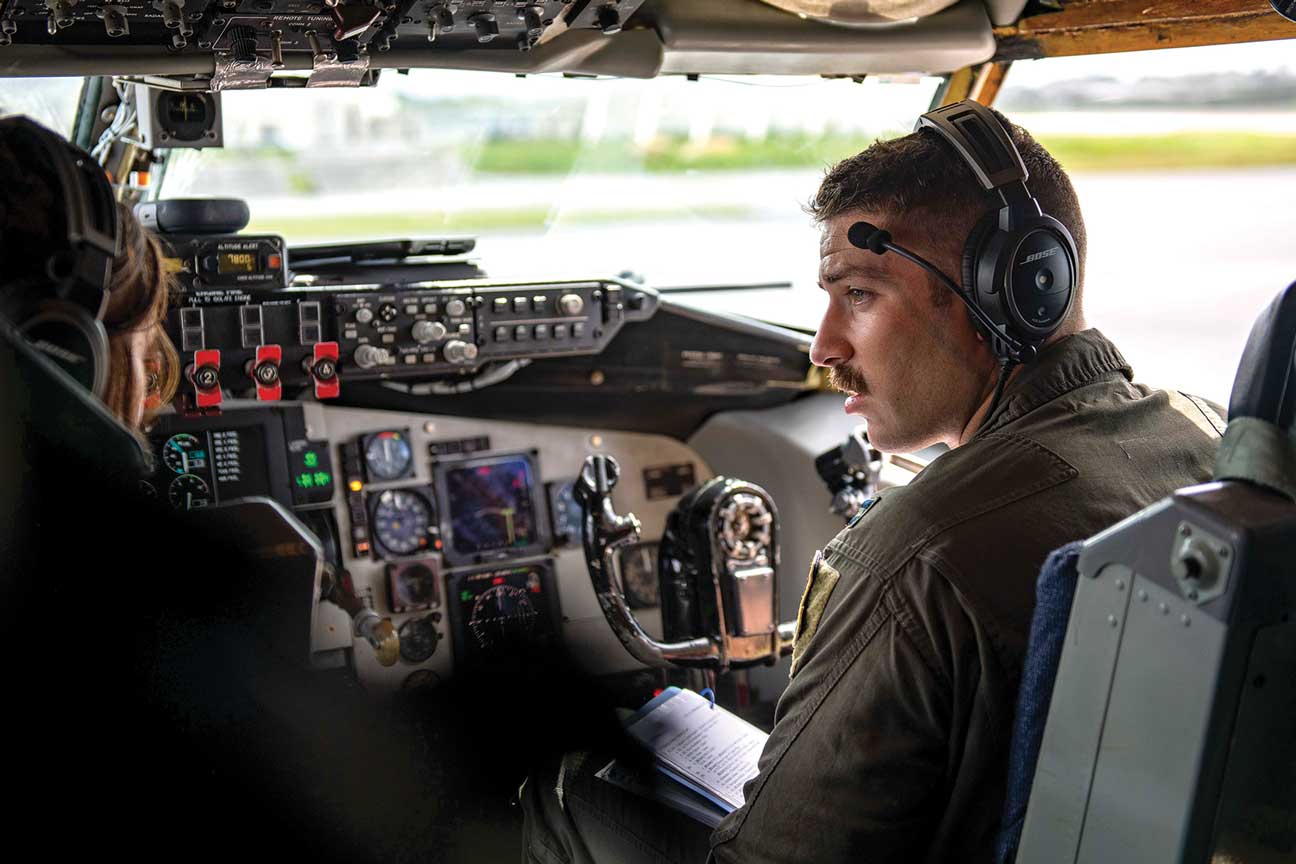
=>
[978,329,1133,437]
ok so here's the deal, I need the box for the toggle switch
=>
[310,342,340,399]
[468,12,498,43]
[189,349,222,409]
[247,344,283,401]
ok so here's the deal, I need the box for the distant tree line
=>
[999,69,1296,111]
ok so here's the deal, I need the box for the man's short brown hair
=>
[807,107,1086,306]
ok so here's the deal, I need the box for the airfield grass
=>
[245,132,1295,240]
[246,204,754,241]
[471,131,1296,174]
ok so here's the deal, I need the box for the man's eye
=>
[846,287,873,306]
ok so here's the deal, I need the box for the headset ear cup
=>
[961,213,998,337]
[20,303,111,401]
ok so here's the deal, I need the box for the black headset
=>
[0,115,121,399]
[849,101,1079,366]
[916,100,1078,363]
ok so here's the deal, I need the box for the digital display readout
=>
[443,455,539,557]
[217,252,258,274]
[449,563,555,657]
[209,426,273,503]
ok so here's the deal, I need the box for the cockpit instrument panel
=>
[435,452,546,566]
[368,486,439,559]
[148,406,334,512]
[161,279,657,407]
[546,478,580,547]
[362,429,414,482]
[387,557,441,614]
[616,541,660,610]
[448,561,558,660]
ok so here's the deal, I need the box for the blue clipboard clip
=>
[698,687,716,710]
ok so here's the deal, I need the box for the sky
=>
[1004,37,1296,85]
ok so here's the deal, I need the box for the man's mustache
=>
[829,365,867,395]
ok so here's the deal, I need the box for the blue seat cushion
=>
[996,540,1084,864]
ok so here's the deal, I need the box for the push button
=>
[513,325,529,341]
[553,324,567,340]
[534,324,549,340]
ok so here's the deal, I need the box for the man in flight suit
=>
[524,108,1224,864]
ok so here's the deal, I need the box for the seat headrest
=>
[1228,281,1296,431]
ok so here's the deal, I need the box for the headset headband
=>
[915,101,1040,221]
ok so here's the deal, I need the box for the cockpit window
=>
[0,76,82,137]
[993,38,1295,405]
[157,71,941,306]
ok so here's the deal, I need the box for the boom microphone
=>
[847,221,1034,364]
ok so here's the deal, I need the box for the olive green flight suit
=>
[709,329,1225,863]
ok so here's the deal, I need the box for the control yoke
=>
[575,454,797,671]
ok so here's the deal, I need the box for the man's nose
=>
[810,306,851,369]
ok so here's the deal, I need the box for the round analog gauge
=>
[139,480,158,499]
[468,584,539,650]
[364,431,413,481]
[618,542,660,609]
[391,562,438,611]
[169,473,211,510]
[159,92,214,142]
[398,615,440,664]
[162,433,207,474]
[372,489,433,557]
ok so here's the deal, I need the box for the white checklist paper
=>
[623,687,768,811]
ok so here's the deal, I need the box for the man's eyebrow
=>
[819,262,887,285]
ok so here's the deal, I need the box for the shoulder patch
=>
[845,495,880,529]
[790,551,840,678]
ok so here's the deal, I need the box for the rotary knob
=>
[443,340,479,364]
[445,298,467,317]
[559,293,584,315]
[355,307,375,325]
[412,320,448,344]
[353,344,391,369]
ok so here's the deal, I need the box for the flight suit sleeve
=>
[709,551,980,864]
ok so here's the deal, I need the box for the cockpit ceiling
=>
[0,0,1002,81]
[1,0,1290,82]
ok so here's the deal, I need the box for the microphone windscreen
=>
[847,221,890,254]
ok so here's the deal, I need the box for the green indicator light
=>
[460,590,472,602]
[296,473,314,488]
[303,452,319,468]
[313,471,331,487]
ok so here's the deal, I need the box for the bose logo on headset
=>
[30,339,89,365]
[1019,248,1059,266]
